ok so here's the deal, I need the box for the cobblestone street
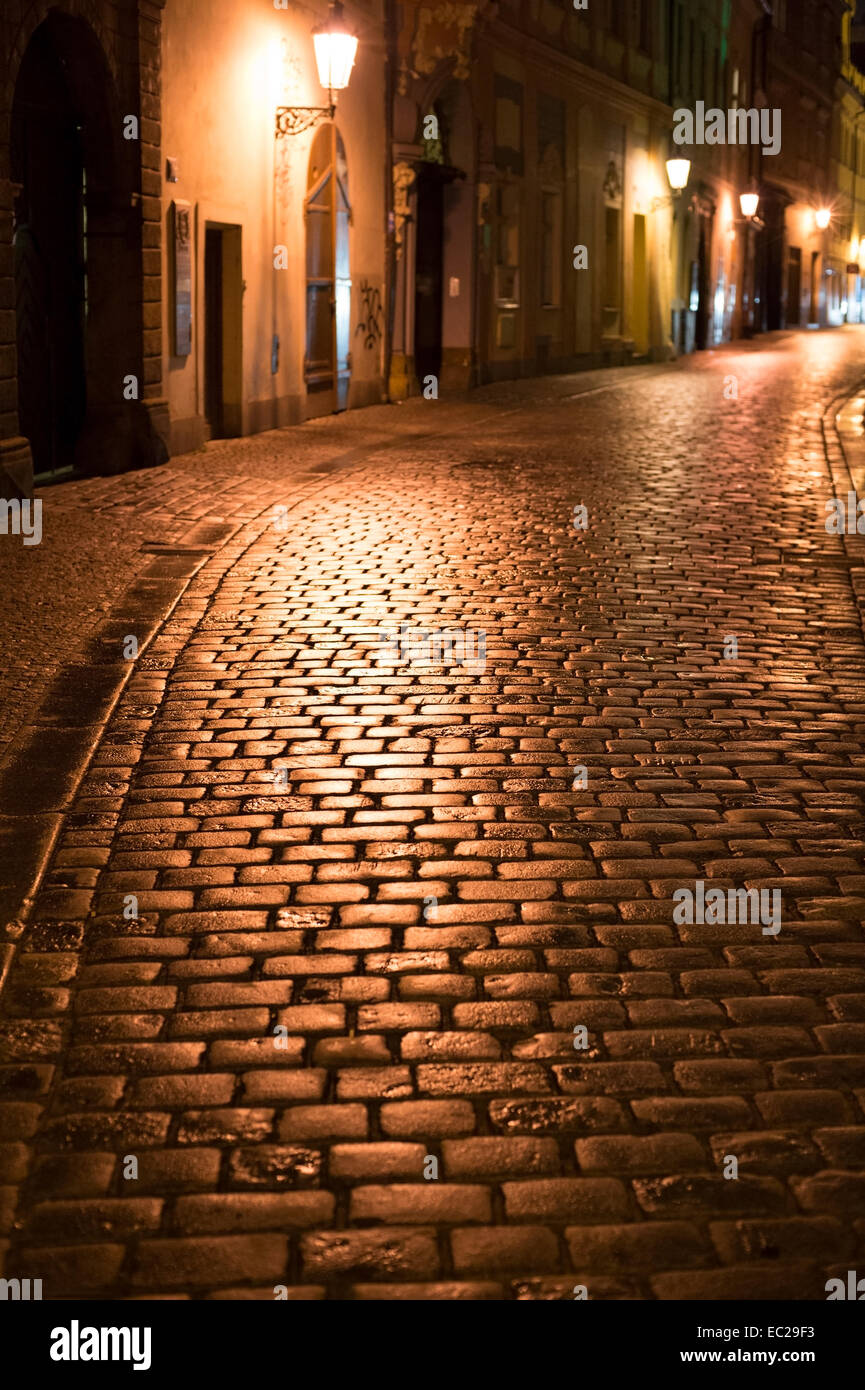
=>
[3,330,865,1300]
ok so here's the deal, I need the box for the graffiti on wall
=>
[355,279,384,350]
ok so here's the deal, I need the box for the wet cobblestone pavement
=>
[3,330,865,1299]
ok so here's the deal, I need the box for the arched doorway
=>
[11,14,143,477]
[414,163,445,390]
[412,84,469,393]
[304,124,351,413]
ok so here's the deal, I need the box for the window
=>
[673,2,684,95]
[639,0,651,54]
[603,206,621,337]
[494,180,520,349]
[495,182,520,307]
[494,74,523,176]
[822,6,833,63]
[540,190,562,308]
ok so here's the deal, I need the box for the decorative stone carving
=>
[393,161,416,257]
[538,142,563,184]
[411,3,479,81]
[603,157,623,206]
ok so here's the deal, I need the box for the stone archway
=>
[11,11,155,478]
[389,60,476,398]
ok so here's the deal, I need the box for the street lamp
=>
[735,187,764,337]
[665,158,691,195]
[730,187,764,231]
[313,4,357,90]
[815,207,831,230]
[275,2,358,138]
[650,158,691,210]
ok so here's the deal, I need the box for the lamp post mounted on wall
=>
[649,158,691,211]
[275,2,358,138]
[737,188,761,338]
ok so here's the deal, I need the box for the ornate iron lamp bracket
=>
[688,191,715,218]
[275,103,336,138]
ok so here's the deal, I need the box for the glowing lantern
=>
[313,2,358,93]
[665,158,691,193]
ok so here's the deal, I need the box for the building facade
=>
[389,0,682,397]
[473,0,677,381]
[2,0,167,496]
[4,1,865,497]
[666,0,769,353]
[833,0,865,326]
[1,0,387,495]
[387,0,796,398]
[754,0,849,332]
[161,0,387,455]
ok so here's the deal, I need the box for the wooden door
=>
[204,228,224,437]
[414,165,444,387]
[786,246,801,327]
[13,26,87,478]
